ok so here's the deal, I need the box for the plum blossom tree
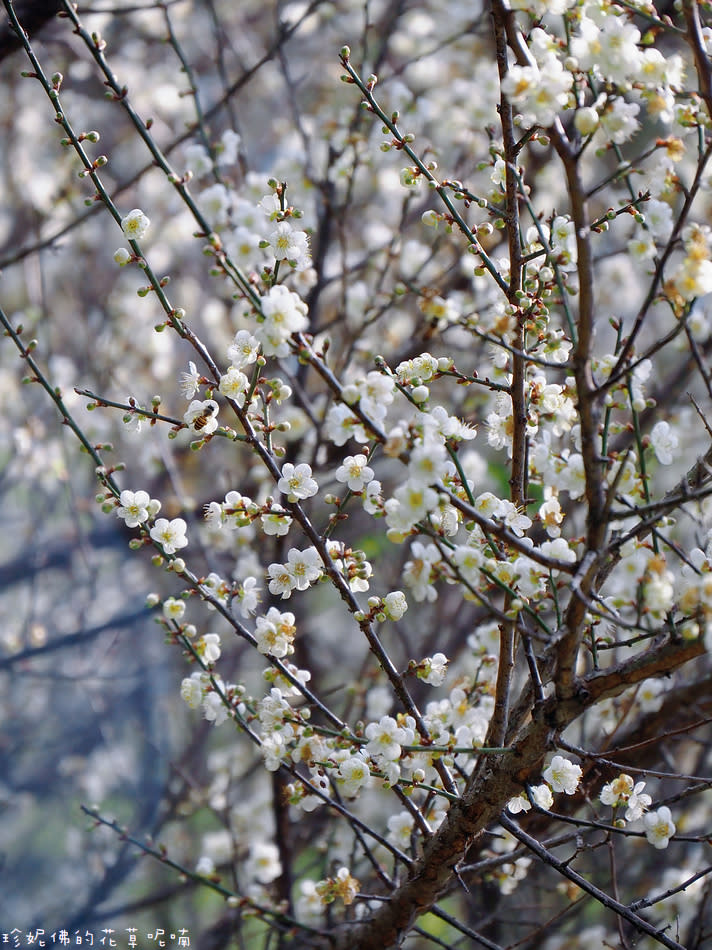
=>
[4,0,712,948]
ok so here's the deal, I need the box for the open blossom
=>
[600,773,652,821]
[247,841,282,885]
[570,15,643,85]
[150,517,188,555]
[268,221,310,268]
[600,773,634,808]
[184,399,219,435]
[649,421,678,466]
[234,576,260,617]
[531,784,554,810]
[278,462,318,501]
[543,755,582,795]
[120,208,150,240]
[337,754,371,796]
[538,496,564,537]
[116,489,157,527]
[383,590,408,621]
[418,653,449,686]
[507,792,531,815]
[599,98,640,144]
[500,54,573,128]
[162,597,185,621]
[261,510,292,536]
[285,546,323,591]
[227,329,260,368]
[365,715,408,762]
[335,454,374,492]
[644,806,676,849]
[180,672,204,709]
[256,284,309,357]
[625,783,653,822]
[267,562,297,599]
[202,687,230,725]
[196,633,221,665]
[255,607,296,657]
[218,367,249,406]
[180,361,201,399]
[403,541,440,603]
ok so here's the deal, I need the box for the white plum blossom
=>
[530,784,554,810]
[538,496,564,538]
[267,562,298,599]
[600,773,652,821]
[643,557,675,616]
[324,403,363,446]
[387,810,415,847]
[365,715,409,763]
[218,367,249,406]
[219,128,241,165]
[540,537,577,565]
[227,329,261,368]
[256,284,309,357]
[571,15,644,85]
[180,672,204,709]
[650,421,679,465]
[500,55,573,128]
[255,607,296,658]
[196,633,221,665]
[179,361,201,399]
[234,576,261,617]
[418,653,449,686]
[643,198,674,241]
[574,105,599,136]
[116,489,155,527]
[261,510,293,536]
[637,678,666,713]
[184,399,219,435]
[198,182,232,227]
[451,545,484,585]
[284,546,323,591]
[408,442,450,487]
[120,208,150,241]
[391,483,438,528]
[625,783,653,822]
[403,541,440,602]
[268,221,310,269]
[202,688,230,725]
[247,841,282,885]
[542,755,582,795]
[396,352,440,385]
[599,98,640,144]
[499,500,532,538]
[150,517,188,555]
[644,806,676,849]
[363,479,384,515]
[162,597,185,621]
[337,754,371,796]
[507,792,531,815]
[335,454,374,492]
[183,142,211,177]
[278,462,318,501]
[383,590,408,620]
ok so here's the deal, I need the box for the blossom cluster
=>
[17,0,712,940]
